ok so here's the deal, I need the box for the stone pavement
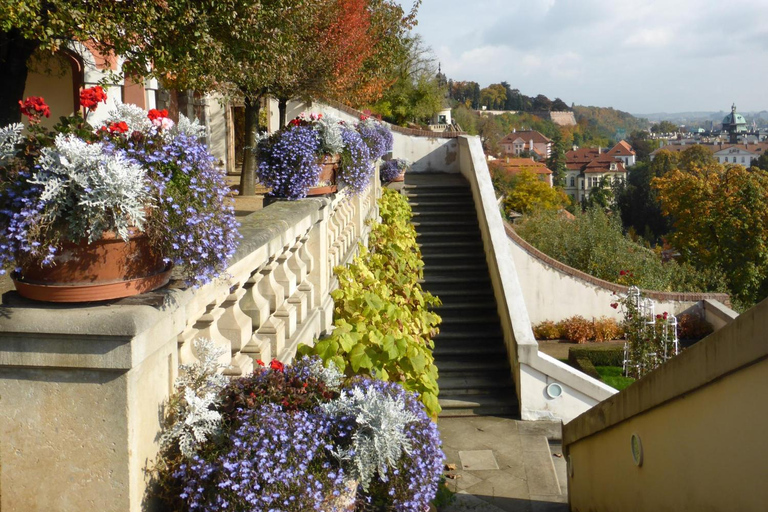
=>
[438,416,568,512]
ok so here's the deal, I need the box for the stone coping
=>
[321,98,467,138]
[505,223,731,305]
[563,297,768,447]
[0,197,334,369]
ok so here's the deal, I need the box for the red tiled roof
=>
[607,140,635,156]
[492,158,553,175]
[500,130,552,145]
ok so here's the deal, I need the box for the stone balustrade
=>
[0,178,379,512]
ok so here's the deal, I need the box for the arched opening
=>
[23,48,83,128]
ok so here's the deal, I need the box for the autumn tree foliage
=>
[501,169,569,215]
[653,164,768,307]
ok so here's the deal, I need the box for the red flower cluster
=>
[610,303,619,309]
[147,108,168,121]
[107,121,129,134]
[655,312,669,320]
[80,86,107,110]
[19,96,51,122]
[270,359,285,372]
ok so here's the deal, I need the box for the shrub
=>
[677,313,714,340]
[568,345,624,367]
[533,320,561,340]
[514,207,725,293]
[557,316,595,343]
[301,189,442,417]
[593,317,624,342]
[156,357,443,512]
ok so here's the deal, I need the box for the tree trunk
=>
[0,30,39,126]
[278,97,288,128]
[239,95,261,196]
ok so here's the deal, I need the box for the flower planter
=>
[12,230,171,302]
[307,153,340,196]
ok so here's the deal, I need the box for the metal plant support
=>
[621,286,679,378]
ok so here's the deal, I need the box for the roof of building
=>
[493,158,553,175]
[606,140,636,156]
[583,156,627,174]
[500,130,552,145]
[723,104,747,126]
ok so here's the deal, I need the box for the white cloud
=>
[401,0,768,111]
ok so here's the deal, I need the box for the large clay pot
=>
[307,153,340,196]
[12,229,171,302]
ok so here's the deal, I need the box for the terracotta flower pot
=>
[307,153,340,196]
[390,169,407,182]
[13,229,171,302]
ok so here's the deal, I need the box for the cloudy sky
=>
[399,0,768,114]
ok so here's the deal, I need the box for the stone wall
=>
[507,225,733,324]
[0,183,379,512]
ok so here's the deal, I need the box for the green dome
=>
[723,104,747,131]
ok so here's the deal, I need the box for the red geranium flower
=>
[610,303,619,309]
[663,312,668,320]
[619,270,627,276]
[108,121,129,134]
[19,96,51,123]
[270,359,284,372]
[147,108,168,121]
[79,85,107,110]
[256,359,265,367]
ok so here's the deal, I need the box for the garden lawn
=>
[595,366,635,391]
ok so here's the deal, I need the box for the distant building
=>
[493,157,553,187]
[564,141,632,202]
[499,130,552,160]
[722,103,747,143]
[650,142,768,166]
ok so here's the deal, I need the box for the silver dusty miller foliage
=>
[313,114,345,155]
[30,134,148,242]
[321,385,417,490]
[0,123,23,164]
[161,338,229,458]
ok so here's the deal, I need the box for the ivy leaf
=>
[349,343,373,372]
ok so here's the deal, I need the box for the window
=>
[570,177,575,187]
[742,157,745,163]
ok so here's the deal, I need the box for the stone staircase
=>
[404,173,519,418]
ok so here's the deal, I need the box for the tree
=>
[653,165,768,306]
[627,130,659,162]
[532,94,552,111]
[615,161,672,244]
[753,151,768,171]
[650,121,679,134]
[471,83,481,109]
[479,84,506,111]
[547,130,567,187]
[0,1,172,125]
[451,105,477,134]
[504,169,569,215]
[551,98,570,111]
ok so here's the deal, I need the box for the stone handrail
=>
[457,135,616,422]
[0,179,379,512]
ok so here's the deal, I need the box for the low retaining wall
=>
[0,183,379,512]
[506,225,732,324]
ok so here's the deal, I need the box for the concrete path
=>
[438,416,568,512]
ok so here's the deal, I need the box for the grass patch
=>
[595,366,635,391]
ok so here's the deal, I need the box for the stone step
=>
[409,201,476,211]
[438,375,515,395]
[418,241,483,250]
[436,359,511,373]
[439,314,501,326]
[411,220,479,229]
[433,343,507,357]
[404,192,473,201]
[411,210,476,220]
[438,395,520,417]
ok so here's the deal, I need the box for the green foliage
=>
[614,161,672,245]
[300,189,442,417]
[568,345,625,367]
[650,121,679,134]
[503,169,569,215]
[547,131,567,187]
[514,207,725,293]
[653,163,768,306]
